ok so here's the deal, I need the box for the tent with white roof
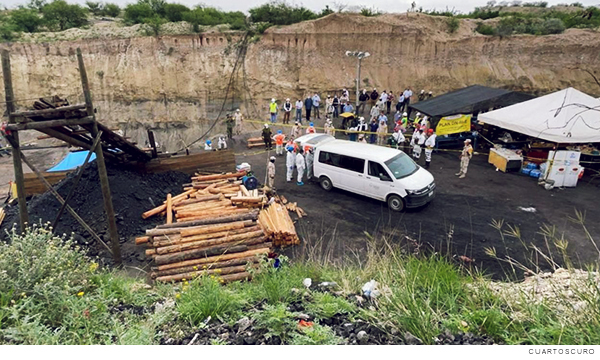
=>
[478,88,600,143]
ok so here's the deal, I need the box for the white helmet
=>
[420,90,425,93]
[416,112,421,116]
[403,112,408,116]
[271,98,276,102]
[264,123,269,128]
[236,109,240,112]
[286,98,290,101]
[270,156,276,161]
[423,116,429,120]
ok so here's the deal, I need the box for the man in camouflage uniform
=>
[456,139,473,179]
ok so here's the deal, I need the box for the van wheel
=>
[319,176,333,191]
[387,195,405,212]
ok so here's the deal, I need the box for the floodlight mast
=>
[346,51,371,114]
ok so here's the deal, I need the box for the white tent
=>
[479,88,600,143]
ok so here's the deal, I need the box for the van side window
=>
[319,151,365,173]
[368,161,389,179]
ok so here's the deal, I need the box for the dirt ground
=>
[1,125,599,279]
[233,124,600,279]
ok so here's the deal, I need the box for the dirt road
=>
[237,140,600,279]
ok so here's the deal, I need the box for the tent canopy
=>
[409,85,534,119]
[478,87,600,144]
[48,151,96,172]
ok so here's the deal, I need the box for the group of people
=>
[264,137,315,188]
[267,87,435,125]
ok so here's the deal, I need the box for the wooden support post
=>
[1,49,28,231]
[147,129,158,158]
[77,48,122,266]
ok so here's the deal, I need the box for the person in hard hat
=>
[234,109,244,135]
[267,156,276,188]
[391,129,406,150]
[376,118,388,146]
[420,115,429,132]
[306,122,316,134]
[269,98,278,123]
[305,146,315,181]
[223,113,234,139]
[286,146,295,182]
[282,99,292,124]
[418,90,426,102]
[295,148,305,186]
[413,112,423,129]
[291,121,301,139]
[456,139,473,179]
[401,112,409,129]
[324,118,335,136]
[262,123,273,150]
[295,99,303,123]
[428,91,433,99]
[273,130,286,156]
[325,95,334,118]
[424,128,437,169]
[410,129,424,160]
[217,136,227,150]
[204,139,213,151]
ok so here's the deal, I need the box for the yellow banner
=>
[436,114,472,136]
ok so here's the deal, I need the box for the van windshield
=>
[384,153,419,179]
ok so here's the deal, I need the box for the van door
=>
[338,155,366,195]
[365,161,395,200]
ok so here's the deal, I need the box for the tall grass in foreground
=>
[1,221,598,345]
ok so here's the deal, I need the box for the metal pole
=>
[77,48,122,266]
[1,49,29,231]
[356,57,361,115]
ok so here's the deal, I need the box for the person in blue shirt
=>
[378,111,388,125]
[343,102,353,113]
[312,93,321,120]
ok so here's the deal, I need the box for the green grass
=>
[1,223,598,345]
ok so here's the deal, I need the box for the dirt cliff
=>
[1,13,599,148]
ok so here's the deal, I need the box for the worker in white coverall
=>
[267,156,276,188]
[410,130,422,159]
[305,147,314,181]
[424,128,436,169]
[295,148,305,186]
[286,146,295,182]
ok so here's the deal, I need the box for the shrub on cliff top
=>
[249,1,317,25]
[41,0,88,31]
[10,7,43,33]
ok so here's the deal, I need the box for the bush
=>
[447,17,460,33]
[163,3,190,22]
[305,292,355,320]
[255,22,272,34]
[142,15,166,35]
[0,16,18,41]
[139,0,166,16]
[360,7,381,17]
[123,2,154,25]
[101,3,121,17]
[540,18,566,34]
[86,1,102,15]
[27,0,47,12]
[476,21,495,35]
[290,324,343,345]
[10,7,43,33]
[176,276,244,325]
[249,1,317,25]
[41,0,88,31]
[252,303,297,342]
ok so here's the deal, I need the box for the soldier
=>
[267,156,276,188]
[262,124,273,150]
[223,114,234,139]
[456,139,473,179]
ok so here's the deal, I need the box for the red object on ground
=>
[298,320,313,328]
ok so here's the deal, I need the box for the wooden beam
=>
[10,104,86,118]
[77,47,122,266]
[147,129,158,158]
[1,49,28,231]
[5,116,94,131]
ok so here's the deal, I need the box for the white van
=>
[313,140,435,211]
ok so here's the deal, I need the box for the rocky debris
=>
[482,268,600,320]
[356,331,369,345]
[403,332,423,345]
[1,163,190,267]
[435,331,496,345]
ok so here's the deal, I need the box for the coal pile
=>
[1,163,189,267]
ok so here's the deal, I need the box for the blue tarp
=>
[47,151,96,172]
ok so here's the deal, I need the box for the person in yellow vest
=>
[413,112,422,129]
[269,98,278,123]
[456,139,473,179]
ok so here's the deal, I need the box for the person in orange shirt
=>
[273,130,286,156]
[306,122,316,134]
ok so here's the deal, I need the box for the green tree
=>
[249,1,317,25]
[101,3,121,17]
[42,0,88,31]
[123,2,154,25]
[320,5,334,17]
[142,14,166,35]
[86,1,102,15]
[10,7,43,33]
[139,0,166,16]
[163,3,190,22]
[27,0,47,12]
[0,13,18,41]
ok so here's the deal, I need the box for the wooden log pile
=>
[137,210,271,283]
[247,137,265,149]
[141,171,268,224]
[258,202,300,247]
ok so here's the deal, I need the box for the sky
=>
[2,0,599,13]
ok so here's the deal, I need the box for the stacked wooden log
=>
[247,137,265,148]
[141,171,267,223]
[279,195,308,218]
[258,202,300,247]
[137,210,271,283]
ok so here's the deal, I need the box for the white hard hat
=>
[465,139,472,143]
[264,123,269,128]
[359,117,365,121]
[286,98,290,101]
[416,112,421,116]
[270,156,276,161]
[421,90,424,93]
[423,116,429,120]
[403,112,407,116]
[236,108,240,112]
[271,98,276,102]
